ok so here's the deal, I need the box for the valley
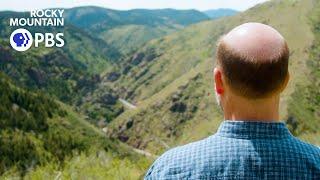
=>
[0,1,319,179]
[90,0,320,154]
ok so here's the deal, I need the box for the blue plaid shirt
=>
[145,121,320,179]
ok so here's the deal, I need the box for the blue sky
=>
[0,0,268,12]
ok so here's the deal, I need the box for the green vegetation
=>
[2,151,150,180]
[287,1,320,144]
[0,72,151,178]
[0,6,213,179]
[99,0,320,154]
[100,24,175,55]
[0,12,120,74]
[65,7,210,55]
[0,0,319,179]
[0,39,96,103]
[0,72,81,174]
[0,11,118,104]
[0,8,212,124]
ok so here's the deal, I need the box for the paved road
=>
[119,98,137,109]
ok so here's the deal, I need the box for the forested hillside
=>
[0,72,150,178]
[0,0,319,179]
[0,72,96,174]
[0,12,120,104]
[0,7,212,178]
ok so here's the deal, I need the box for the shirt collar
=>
[216,120,293,139]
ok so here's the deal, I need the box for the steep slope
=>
[65,7,210,54]
[0,72,151,178]
[287,1,320,145]
[0,10,153,176]
[0,72,94,174]
[0,11,121,73]
[203,8,238,19]
[0,11,122,103]
[99,0,319,154]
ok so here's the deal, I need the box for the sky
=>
[0,0,269,12]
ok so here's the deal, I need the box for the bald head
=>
[223,23,286,61]
[216,22,289,99]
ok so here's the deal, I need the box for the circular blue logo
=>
[10,28,33,51]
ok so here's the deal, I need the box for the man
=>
[144,23,320,179]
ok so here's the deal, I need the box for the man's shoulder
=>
[153,136,211,164]
[144,135,219,179]
[290,136,320,157]
[144,134,320,179]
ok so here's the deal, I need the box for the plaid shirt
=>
[145,121,320,179]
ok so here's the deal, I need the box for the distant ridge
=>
[204,8,238,19]
[64,6,210,54]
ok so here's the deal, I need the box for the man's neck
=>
[222,94,280,122]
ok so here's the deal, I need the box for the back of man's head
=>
[216,22,289,99]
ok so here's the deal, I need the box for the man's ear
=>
[280,72,290,92]
[214,67,224,95]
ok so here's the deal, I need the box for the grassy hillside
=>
[98,0,319,154]
[0,0,319,178]
[287,1,320,144]
[99,24,176,55]
[0,8,211,122]
[65,7,210,54]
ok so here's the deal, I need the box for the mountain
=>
[0,71,150,178]
[203,8,238,19]
[0,10,150,178]
[0,11,121,73]
[0,7,211,138]
[65,7,210,54]
[94,0,320,154]
[1,0,320,178]
[0,11,123,105]
[65,7,210,31]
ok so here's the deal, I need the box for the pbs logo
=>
[10,28,65,52]
[10,28,33,52]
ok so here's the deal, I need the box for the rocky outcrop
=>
[106,72,120,82]
[26,68,46,86]
[130,52,145,65]
[170,102,187,113]
[99,93,118,105]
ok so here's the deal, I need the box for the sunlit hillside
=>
[99,0,320,154]
[0,0,319,179]
[64,7,210,55]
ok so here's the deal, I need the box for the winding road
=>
[119,98,137,109]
